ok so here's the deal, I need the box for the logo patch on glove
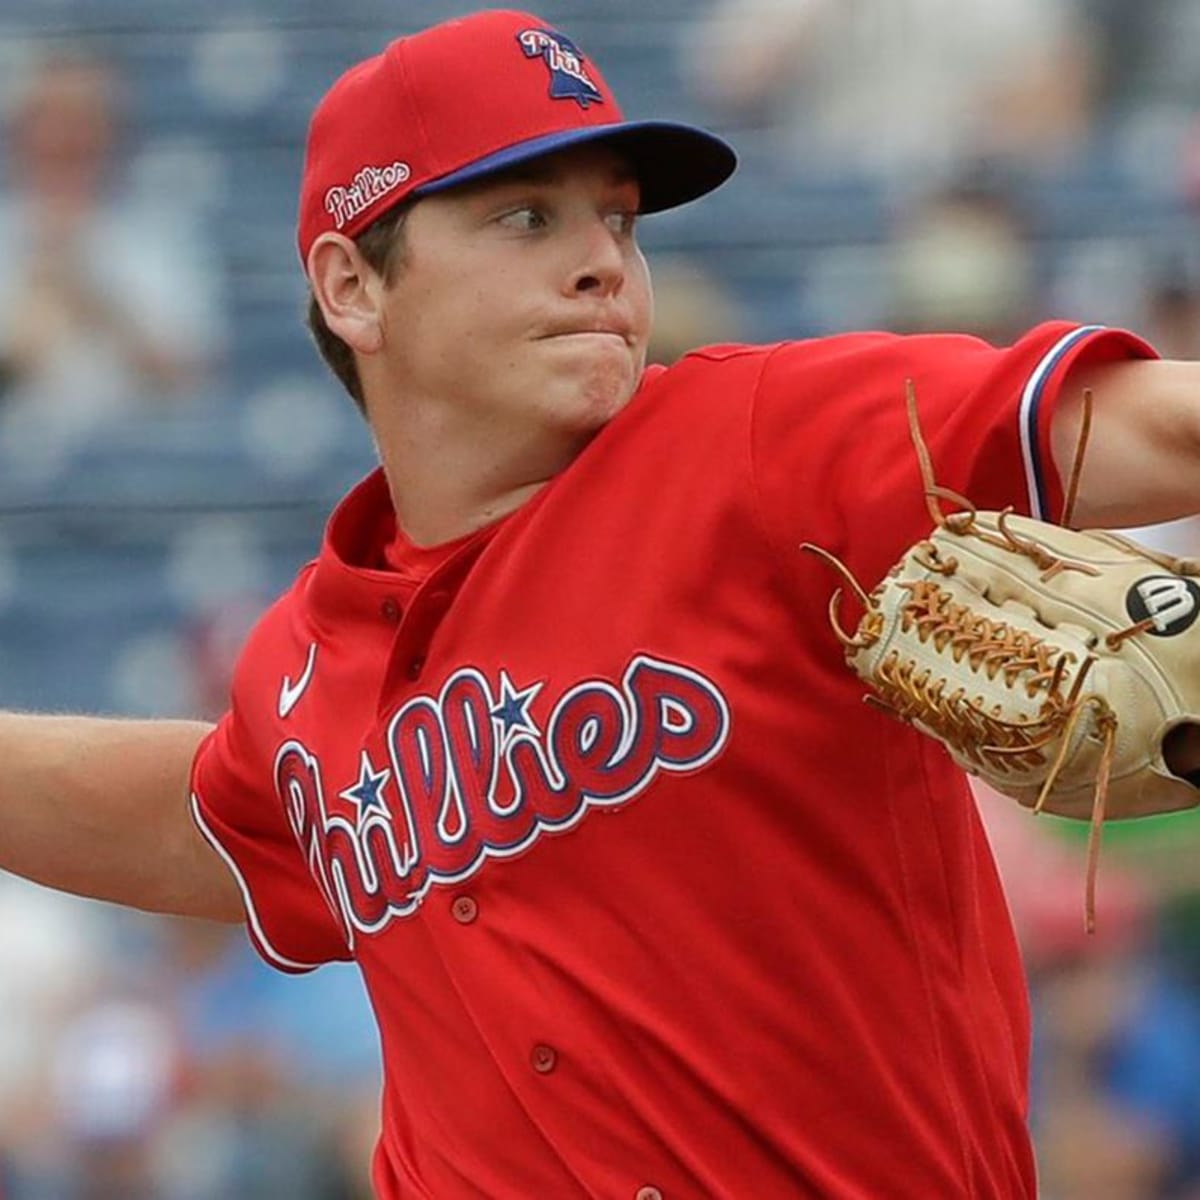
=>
[1125,575,1200,636]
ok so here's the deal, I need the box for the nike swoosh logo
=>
[278,642,318,719]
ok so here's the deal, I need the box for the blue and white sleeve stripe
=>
[1019,324,1103,519]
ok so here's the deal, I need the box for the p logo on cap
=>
[517,28,604,107]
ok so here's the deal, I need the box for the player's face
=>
[376,144,652,436]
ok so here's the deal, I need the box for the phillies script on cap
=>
[296,8,736,262]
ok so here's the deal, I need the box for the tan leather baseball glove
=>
[805,385,1200,929]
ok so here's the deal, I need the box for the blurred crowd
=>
[3,1,1200,1196]
[0,50,223,465]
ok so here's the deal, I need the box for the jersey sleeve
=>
[190,644,351,974]
[750,321,1157,588]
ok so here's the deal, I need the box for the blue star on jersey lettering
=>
[490,671,543,746]
[339,750,392,831]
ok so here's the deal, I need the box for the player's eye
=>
[605,210,638,237]
[498,206,548,232]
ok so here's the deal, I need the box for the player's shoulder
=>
[743,322,1140,386]
[708,326,1101,411]
[638,342,775,391]
[627,344,777,433]
[226,561,320,700]
[656,331,929,379]
[223,471,399,706]
[640,333,919,406]
[674,341,780,365]
[680,333,898,364]
[638,340,789,395]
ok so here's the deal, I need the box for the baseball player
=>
[2,8,1200,1198]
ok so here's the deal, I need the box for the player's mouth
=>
[538,317,635,345]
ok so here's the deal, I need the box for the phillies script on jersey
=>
[192,322,1153,1199]
[274,654,730,937]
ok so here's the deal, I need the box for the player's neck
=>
[370,405,590,548]
[384,468,547,548]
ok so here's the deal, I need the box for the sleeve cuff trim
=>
[1019,324,1103,519]
[190,792,322,975]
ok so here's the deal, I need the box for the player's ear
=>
[307,232,385,356]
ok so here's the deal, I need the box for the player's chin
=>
[546,351,640,428]
[573,360,641,427]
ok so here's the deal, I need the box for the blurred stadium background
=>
[2,1,1200,1196]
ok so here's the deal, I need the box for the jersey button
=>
[406,655,425,680]
[530,1044,557,1074]
[380,597,401,623]
[451,896,478,924]
[635,1189,663,1200]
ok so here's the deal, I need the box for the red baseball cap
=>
[297,9,736,263]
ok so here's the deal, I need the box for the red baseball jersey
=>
[192,320,1152,1199]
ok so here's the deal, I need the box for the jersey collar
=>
[306,468,502,628]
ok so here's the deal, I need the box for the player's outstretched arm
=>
[0,714,242,922]
[1052,358,1200,529]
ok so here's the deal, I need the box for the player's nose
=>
[565,216,626,299]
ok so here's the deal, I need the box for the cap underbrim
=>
[413,120,737,213]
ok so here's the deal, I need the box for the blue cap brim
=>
[413,120,737,213]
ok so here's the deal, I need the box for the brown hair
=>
[305,200,412,415]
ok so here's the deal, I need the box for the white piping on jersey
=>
[190,792,322,974]
[1018,325,1103,520]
